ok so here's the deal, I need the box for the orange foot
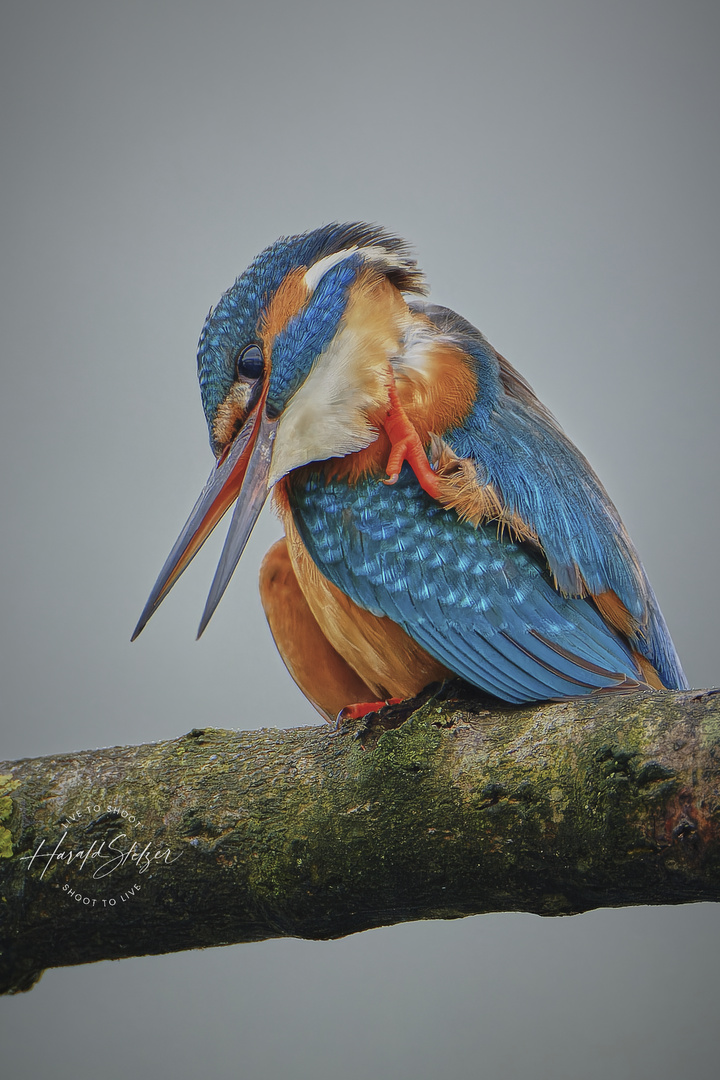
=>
[336,698,404,724]
[381,382,441,500]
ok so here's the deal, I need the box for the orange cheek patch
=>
[212,382,255,452]
[260,266,310,350]
[214,267,312,454]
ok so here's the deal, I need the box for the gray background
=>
[1,1,718,1077]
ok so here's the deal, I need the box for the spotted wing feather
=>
[411,301,687,691]
[290,470,653,705]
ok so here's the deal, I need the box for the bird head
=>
[132,223,428,639]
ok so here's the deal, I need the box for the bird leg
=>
[336,698,404,723]
[381,381,442,500]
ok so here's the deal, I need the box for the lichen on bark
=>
[1,685,719,994]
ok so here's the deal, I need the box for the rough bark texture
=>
[1,685,719,995]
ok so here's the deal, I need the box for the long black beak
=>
[132,399,276,641]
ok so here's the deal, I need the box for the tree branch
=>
[1,685,719,994]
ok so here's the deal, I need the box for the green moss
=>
[699,697,720,749]
[1,690,719,982]
[234,711,455,922]
[0,775,20,859]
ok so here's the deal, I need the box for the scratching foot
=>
[381,382,441,500]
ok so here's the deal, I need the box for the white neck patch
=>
[303,246,411,294]
[268,317,389,484]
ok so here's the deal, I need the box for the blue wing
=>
[410,301,687,691]
[289,469,659,705]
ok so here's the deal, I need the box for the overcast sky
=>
[1,2,718,1078]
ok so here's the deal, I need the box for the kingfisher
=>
[132,223,688,720]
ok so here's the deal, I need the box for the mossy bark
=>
[1,685,719,994]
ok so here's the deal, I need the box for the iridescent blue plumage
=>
[197,224,423,450]
[267,258,360,416]
[408,301,686,690]
[289,465,659,704]
[135,223,687,713]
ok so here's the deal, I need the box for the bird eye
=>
[236,344,264,380]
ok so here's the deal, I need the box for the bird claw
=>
[382,381,441,500]
[336,698,403,723]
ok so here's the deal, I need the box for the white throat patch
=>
[268,320,388,484]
